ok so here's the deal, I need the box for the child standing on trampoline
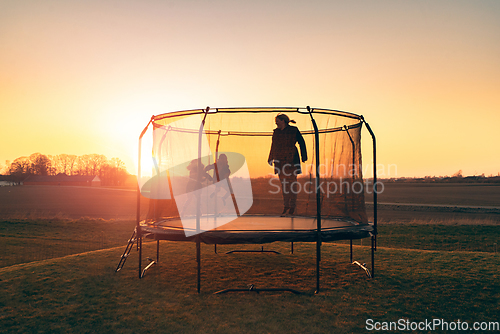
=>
[268,114,308,216]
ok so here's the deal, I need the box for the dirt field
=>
[0,182,498,222]
[375,182,500,207]
[369,182,500,223]
[0,185,148,220]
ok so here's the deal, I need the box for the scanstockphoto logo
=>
[139,115,253,237]
[267,162,386,197]
[267,176,384,197]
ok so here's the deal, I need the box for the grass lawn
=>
[338,224,500,254]
[1,233,499,333]
[0,219,136,268]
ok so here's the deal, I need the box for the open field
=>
[0,182,498,267]
[1,182,499,222]
[0,186,148,220]
[0,182,499,332]
[375,182,500,207]
[368,182,500,223]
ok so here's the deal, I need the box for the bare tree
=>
[66,154,78,175]
[75,154,108,176]
[89,154,108,176]
[8,157,31,183]
[7,153,128,184]
[52,154,78,175]
[100,157,128,186]
[75,155,91,175]
[28,153,52,176]
[8,157,30,175]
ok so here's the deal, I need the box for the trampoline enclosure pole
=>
[363,118,377,278]
[137,135,142,278]
[195,107,210,293]
[308,107,321,293]
[137,117,152,279]
[344,126,356,213]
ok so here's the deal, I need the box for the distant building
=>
[23,175,101,186]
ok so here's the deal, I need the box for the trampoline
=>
[141,216,372,244]
[116,106,378,293]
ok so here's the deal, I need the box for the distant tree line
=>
[5,153,129,186]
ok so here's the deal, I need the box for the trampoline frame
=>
[116,106,378,293]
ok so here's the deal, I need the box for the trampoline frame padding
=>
[141,215,374,244]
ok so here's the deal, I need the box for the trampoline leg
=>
[196,238,201,293]
[350,239,353,263]
[315,240,320,294]
[371,235,375,278]
[156,239,160,264]
[138,236,142,279]
[291,242,294,254]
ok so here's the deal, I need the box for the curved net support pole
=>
[343,125,356,213]
[115,117,153,276]
[137,117,154,279]
[307,106,322,294]
[214,130,222,253]
[196,107,210,293]
[362,117,377,279]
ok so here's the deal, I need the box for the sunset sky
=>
[1,0,499,178]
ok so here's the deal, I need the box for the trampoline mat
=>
[141,215,374,244]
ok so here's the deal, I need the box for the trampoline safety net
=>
[137,107,370,235]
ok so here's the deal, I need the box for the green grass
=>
[1,219,499,333]
[0,242,499,333]
[338,224,500,253]
[378,224,500,253]
[0,219,136,268]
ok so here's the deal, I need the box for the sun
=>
[98,91,172,176]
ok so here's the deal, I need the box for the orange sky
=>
[1,0,499,178]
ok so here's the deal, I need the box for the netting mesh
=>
[140,107,368,227]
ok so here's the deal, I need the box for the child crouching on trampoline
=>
[186,158,213,192]
[204,154,231,205]
[180,159,213,216]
